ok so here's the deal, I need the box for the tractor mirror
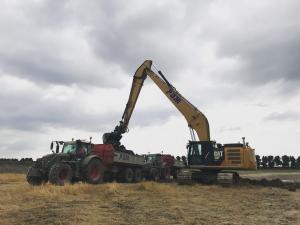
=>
[50,142,53,150]
[56,144,59,153]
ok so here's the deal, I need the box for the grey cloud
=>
[80,0,300,96]
[0,51,115,87]
[210,1,300,88]
[2,0,300,92]
[219,126,241,132]
[80,1,193,77]
[0,1,123,88]
[0,84,174,133]
[251,103,270,108]
[0,92,119,133]
[0,140,33,153]
[264,111,300,121]
[130,108,176,128]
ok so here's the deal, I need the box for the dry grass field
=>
[0,172,299,225]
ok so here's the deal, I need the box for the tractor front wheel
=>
[49,163,72,186]
[27,167,43,186]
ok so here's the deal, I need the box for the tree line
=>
[0,158,33,164]
[256,155,300,169]
[1,156,300,169]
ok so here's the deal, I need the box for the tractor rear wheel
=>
[83,158,104,184]
[123,168,134,183]
[134,168,143,183]
[49,163,72,186]
[27,167,43,186]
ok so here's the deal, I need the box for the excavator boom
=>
[103,60,210,148]
[146,68,210,141]
[120,61,152,130]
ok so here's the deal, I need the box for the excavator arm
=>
[145,68,210,141]
[102,60,210,149]
[102,61,152,149]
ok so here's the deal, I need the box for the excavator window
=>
[188,143,203,165]
[188,142,218,166]
[191,144,201,156]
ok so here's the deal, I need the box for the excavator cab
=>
[187,140,256,170]
[187,141,224,167]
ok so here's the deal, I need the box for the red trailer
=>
[92,143,145,183]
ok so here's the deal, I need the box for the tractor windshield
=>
[146,155,157,163]
[62,143,77,154]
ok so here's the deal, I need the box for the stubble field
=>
[0,172,299,225]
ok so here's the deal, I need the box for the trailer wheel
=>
[173,169,179,180]
[150,168,160,182]
[83,158,104,184]
[123,168,134,183]
[49,163,72,186]
[134,168,143,183]
[161,167,171,180]
[26,167,43,186]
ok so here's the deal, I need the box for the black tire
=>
[134,168,143,183]
[26,167,43,186]
[122,168,134,183]
[83,158,104,184]
[49,163,72,186]
[150,168,160,182]
[161,167,171,180]
[173,169,179,180]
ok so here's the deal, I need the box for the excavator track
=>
[238,176,300,191]
[177,170,300,191]
[177,169,193,185]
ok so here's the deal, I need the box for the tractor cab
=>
[187,141,224,166]
[145,154,161,166]
[51,140,92,157]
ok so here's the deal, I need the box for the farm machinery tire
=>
[161,166,171,180]
[27,166,44,186]
[134,168,143,183]
[122,168,134,183]
[83,158,104,184]
[49,163,72,186]
[150,168,160,182]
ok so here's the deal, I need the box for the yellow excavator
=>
[103,60,257,184]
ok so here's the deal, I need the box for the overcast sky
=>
[0,0,299,159]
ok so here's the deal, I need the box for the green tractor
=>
[143,154,184,181]
[26,140,104,186]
